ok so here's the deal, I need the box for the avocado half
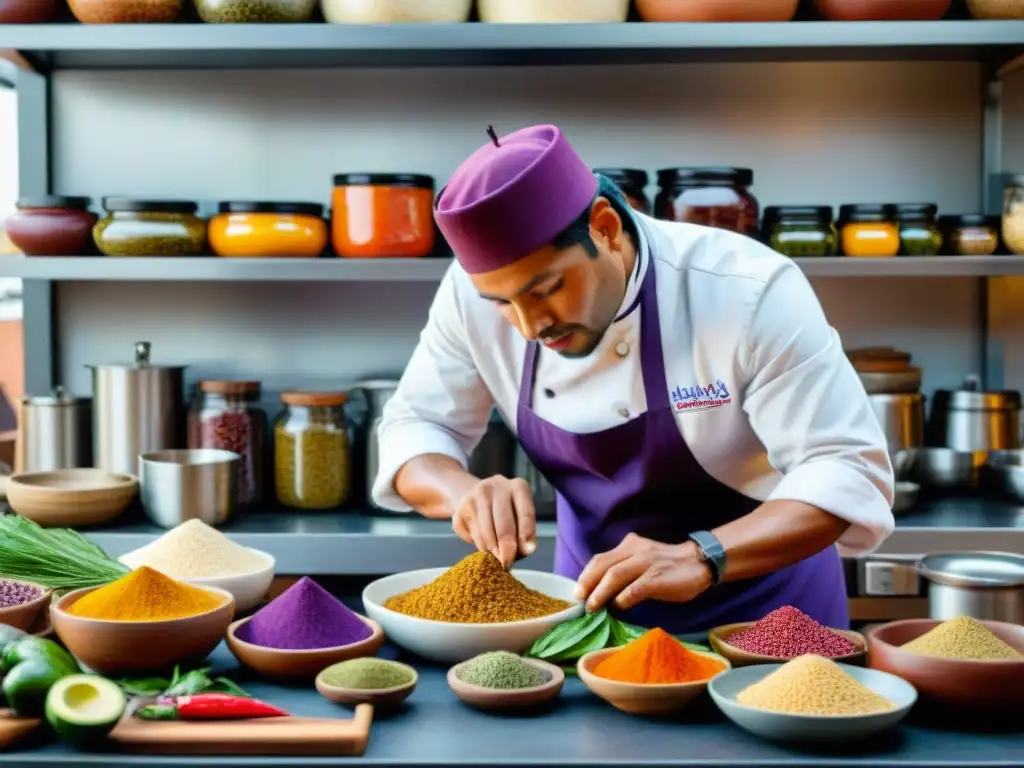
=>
[45,674,126,748]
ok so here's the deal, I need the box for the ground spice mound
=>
[594,627,726,684]
[383,552,571,623]
[67,565,223,621]
[901,616,1023,661]
[737,654,895,716]
[121,519,266,578]
[728,605,856,658]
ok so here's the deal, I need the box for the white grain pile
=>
[121,519,266,578]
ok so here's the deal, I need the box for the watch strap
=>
[688,530,727,586]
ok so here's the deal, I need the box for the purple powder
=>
[0,579,41,608]
[237,577,373,650]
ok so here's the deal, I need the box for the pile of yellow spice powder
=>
[67,566,224,621]
[901,616,1023,661]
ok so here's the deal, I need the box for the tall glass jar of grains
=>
[188,380,266,508]
[1003,175,1024,255]
[274,391,351,510]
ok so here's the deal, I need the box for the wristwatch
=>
[688,530,727,586]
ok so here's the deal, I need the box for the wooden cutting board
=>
[0,709,42,750]
[109,704,373,756]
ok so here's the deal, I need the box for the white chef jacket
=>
[371,212,896,557]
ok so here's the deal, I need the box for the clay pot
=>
[966,0,1024,18]
[813,0,951,20]
[636,0,798,21]
[4,196,97,257]
[0,0,57,22]
[67,0,180,23]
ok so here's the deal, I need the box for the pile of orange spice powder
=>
[593,627,726,684]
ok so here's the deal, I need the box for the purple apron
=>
[515,250,849,634]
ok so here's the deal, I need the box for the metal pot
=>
[357,379,400,510]
[917,551,1024,623]
[910,447,988,491]
[927,375,1021,452]
[17,387,91,472]
[139,448,238,528]
[89,341,187,476]
[981,449,1024,502]
[869,393,924,453]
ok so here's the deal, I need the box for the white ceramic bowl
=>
[362,568,583,663]
[119,546,275,614]
[708,663,917,744]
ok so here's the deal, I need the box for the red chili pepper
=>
[136,693,289,721]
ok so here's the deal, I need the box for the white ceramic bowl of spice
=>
[362,552,583,664]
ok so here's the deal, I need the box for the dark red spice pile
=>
[727,605,855,658]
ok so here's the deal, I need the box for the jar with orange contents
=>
[838,204,900,257]
[332,173,436,258]
[209,202,328,258]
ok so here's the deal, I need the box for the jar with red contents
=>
[188,380,266,508]
[654,167,760,236]
[3,196,97,256]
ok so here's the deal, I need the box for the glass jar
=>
[762,206,837,258]
[3,196,97,256]
[938,214,1001,256]
[1002,175,1024,255]
[332,173,435,258]
[195,0,316,21]
[274,391,351,510]
[838,204,900,257]
[94,198,206,257]
[896,203,942,256]
[593,168,650,214]
[67,0,180,22]
[188,381,267,508]
[655,167,759,236]
[209,202,328,258]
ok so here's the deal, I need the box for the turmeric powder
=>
[593,627,727,684]
[67,565,224,621]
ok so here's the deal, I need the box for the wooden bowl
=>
[226,614,384,681]
[867,619,1024,712]
[50,584,235,676]
[577,647,730,716]
[0,580,51,632]
[315,661,418,709]
[708,622,867,668]
[447,657,564,711]
[7,469,137,527]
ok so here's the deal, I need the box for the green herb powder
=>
[321,659,414,690]
[458,651,547,690]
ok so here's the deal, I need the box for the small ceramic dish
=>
[315,661,418,708]
[226,613,384,680]
[707,622,867,668]
[577,646,730,716]
[0,579,51,632]
[708,663,917,744]
[6,468,137,527]
[50,584,235,676]
[447,656,564,711]
[867,618,1024,712]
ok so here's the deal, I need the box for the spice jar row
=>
[7,0,1022,25]
[4,175,436,258]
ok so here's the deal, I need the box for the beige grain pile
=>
[120,519,266,578]
[901,616,1023,661]
[736,654,895,716]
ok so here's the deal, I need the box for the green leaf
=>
[116,677,171,697]
[548,618,612,662]
[528,610,608,660]
[526,609,606,658]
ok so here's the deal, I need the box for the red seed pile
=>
[728,606,856,659]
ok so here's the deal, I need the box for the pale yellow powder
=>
[121,519,266,578]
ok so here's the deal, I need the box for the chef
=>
[371,124,895,632]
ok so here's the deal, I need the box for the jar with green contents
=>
[762,206,837,257]
[896,203,942,256]
[274,391,351,510]
[94,198,207,257]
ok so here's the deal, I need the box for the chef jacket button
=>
[617,405,630,418]
[615,341,630,358]
[543,388,555,399]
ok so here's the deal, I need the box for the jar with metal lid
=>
[274,391,351,510]
[927,375,1022,452]
[762,206,837,257]
[94,198,206,257]
[655,167,759,236]
[331,173,435,258]
[4,196,97,257]
[18,387,91,472]
[1002,175,1024,255]
[209,202,328,258]
[593,168,650,214]
[938,214,1001,256]
[896,203,942,256]
[838,204,900,257]
[188,380,266,507]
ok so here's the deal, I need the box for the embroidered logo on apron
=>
[670,380,732,412]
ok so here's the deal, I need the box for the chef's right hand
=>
[452,476,537,569]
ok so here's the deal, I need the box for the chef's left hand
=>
[574,533,714,613]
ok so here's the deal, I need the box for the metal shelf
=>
[4,21,1024,71]
[3,255,1023,281]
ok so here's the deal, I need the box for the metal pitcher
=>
[357,379,401,509]
[18,387,91,472]
[89,341,187,476]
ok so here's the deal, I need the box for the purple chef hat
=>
[434,124,598,274]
